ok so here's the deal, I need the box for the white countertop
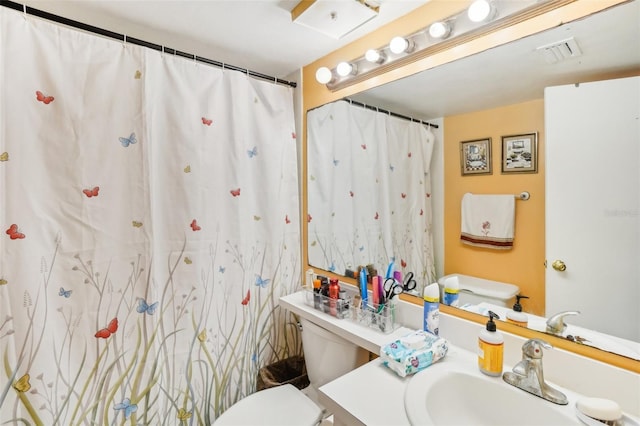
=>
[279,291,414,354]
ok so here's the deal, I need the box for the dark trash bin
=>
[256,355,310,391]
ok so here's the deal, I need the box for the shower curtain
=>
[307,100,436,292]
[0,8,301,425]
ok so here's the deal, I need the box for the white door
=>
[545,76,639,342]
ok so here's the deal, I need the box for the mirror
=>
[305,1,640,363]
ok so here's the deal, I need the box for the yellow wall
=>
[444,100,545,316]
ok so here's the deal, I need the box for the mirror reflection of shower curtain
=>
[0,7,300,424]
[307,100,436,290]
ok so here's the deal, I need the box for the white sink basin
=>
[404,356,581,425]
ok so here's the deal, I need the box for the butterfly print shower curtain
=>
[0,7,301,425]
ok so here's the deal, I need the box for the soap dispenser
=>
[506,294,529,327]
[478,311,503,377]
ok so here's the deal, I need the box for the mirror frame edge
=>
[301,0,639,373]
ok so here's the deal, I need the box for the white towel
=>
[460,193,515,250]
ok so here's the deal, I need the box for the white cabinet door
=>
[545,76,639,342]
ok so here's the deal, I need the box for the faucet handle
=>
[522,338,552,359]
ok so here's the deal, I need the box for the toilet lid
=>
[214,384,323,426]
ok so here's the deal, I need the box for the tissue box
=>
[380,330,448,377]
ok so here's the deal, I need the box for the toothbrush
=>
[359,267,368,308]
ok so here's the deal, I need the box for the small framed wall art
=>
[501,132,538,173]
[460,138,492,175]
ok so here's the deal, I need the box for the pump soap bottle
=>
[478,311,503,376]
[506,295,529,327]
[423,283,440,335]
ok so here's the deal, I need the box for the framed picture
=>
[460,138,492,175]
[501,132,538,173]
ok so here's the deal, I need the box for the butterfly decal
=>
[134,70,142,79]
[307,214,312,223]
[0,278,7,285]
[390,164,395,172]
[95,317,118,339]
[177,408,192,421]
[285,215,291,224]
[426,193,431,198]
[6,224,25,240]
[218,266,225,273]
[0,152,8,162]
[241,289,250,306]
[201,117,212,126]
[132,221,143,228]
[247,146,258,158]
[419,209,424,216]
[361,144,367,150]
[349,191,354,197]
[114,398,138,420]
[184,165,191,173]
[374,212,379,220]
[136,298,158,315]
[310,240,317,246]
[401,259,407,268]
[328,262,336,272]
[408,152,412,158]
[190,219,201,231]
[253,215,261,221]
[230,188,241,197]
[36,90,54,104]
[333,158,339,166]
[359,246,364,252]
[59,287,72,298]
[401,193,407,198]
[309,175,315,181]
[197,329,206,342]
[184,257,192,265]
[13,374,31,393]
[255,275,270,288]
[83,186,99,198]
[291,132,296,139]
[119,133,137,148]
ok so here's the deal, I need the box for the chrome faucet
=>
[545,310,580,336]
[503,338,568,405]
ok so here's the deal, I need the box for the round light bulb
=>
[365,49,382,63]
[429,21,450,39]
[336,62,355,77]
[315,66,333,84]
[468,0,493,23]
[389,36,409,54]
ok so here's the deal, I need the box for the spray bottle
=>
[423,282,440,335]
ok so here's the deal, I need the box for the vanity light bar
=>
[318,0,567,91]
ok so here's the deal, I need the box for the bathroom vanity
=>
[280,290,640,425]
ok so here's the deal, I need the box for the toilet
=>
[214,317,368,425]
[437,273,519,307]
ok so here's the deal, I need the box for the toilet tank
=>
[437,274,519,308]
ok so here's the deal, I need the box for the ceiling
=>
[352,0,640,119]
[19,0,428,79]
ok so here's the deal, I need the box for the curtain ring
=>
[23,3,27,20]
[123,34,127,48]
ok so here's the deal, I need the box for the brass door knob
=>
[552,260,567,272]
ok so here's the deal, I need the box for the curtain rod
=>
[0,0,297,89]
[343,98,439,129]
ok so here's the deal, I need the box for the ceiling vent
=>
[536,37,583,64]
[291,0,380,39]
